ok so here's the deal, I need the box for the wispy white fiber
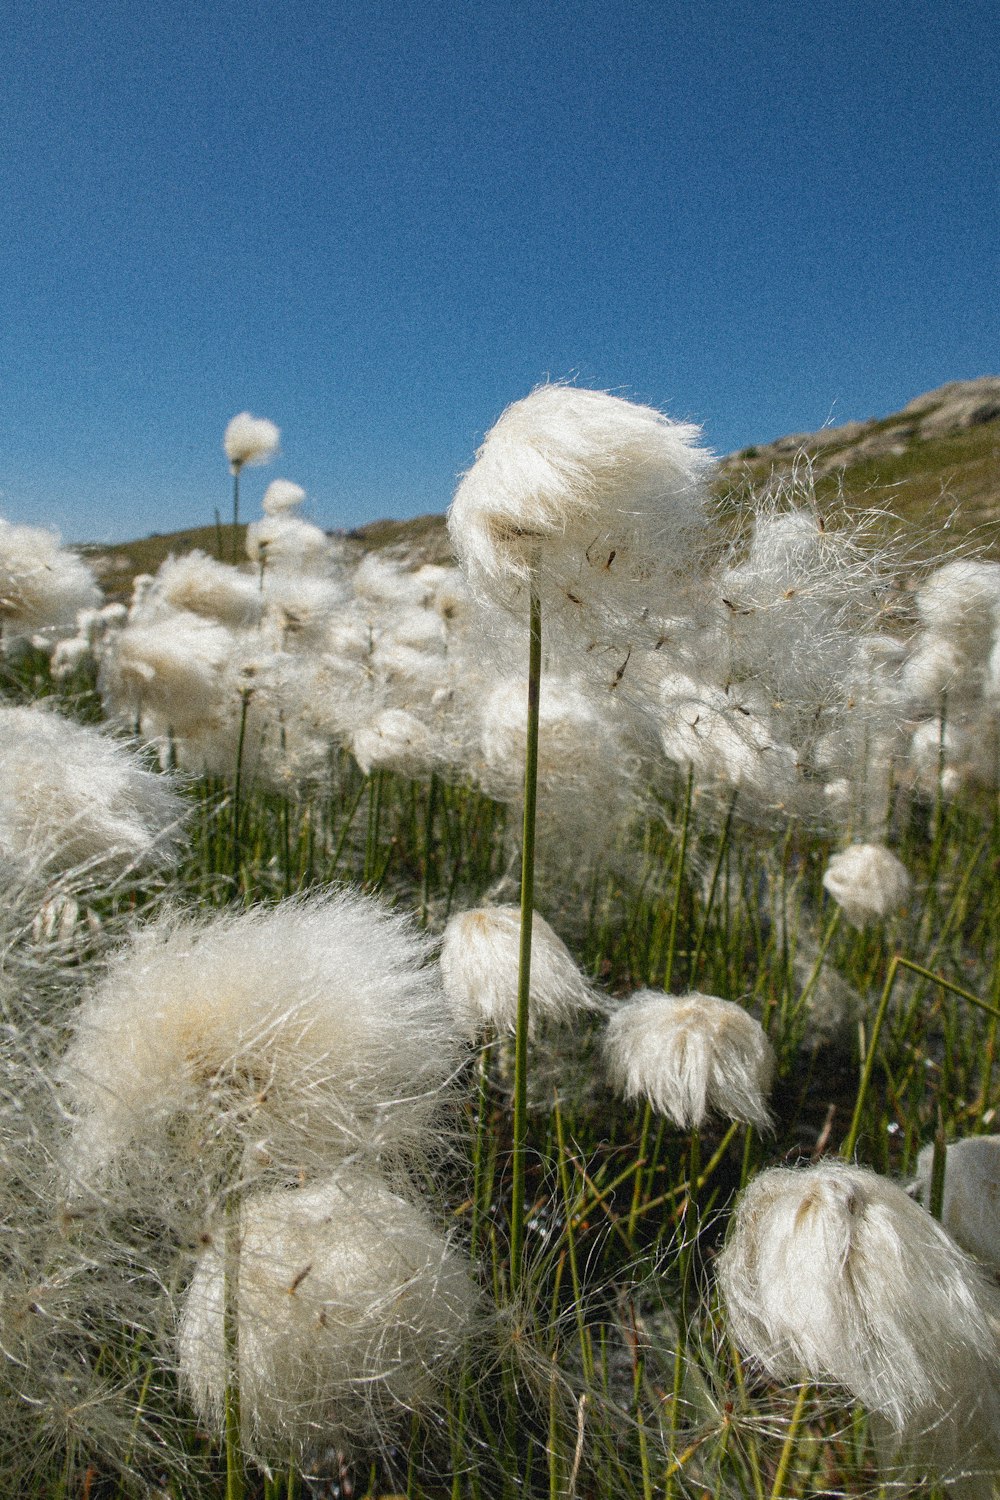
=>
[717,1158,1000,1430]
[822,842,912,926]
[224,412,280,472]
[0,704,186,878]
[60,890,460,1192]
[0,518,102,642]
[603,990,774,1130]
[913,1135,1000,1271]
[178,1167,477,1460]
[261,478,306,516]
[246,515,332,574]
[439,904,598,1039]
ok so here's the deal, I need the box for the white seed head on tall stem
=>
[224,412,280,473]
[440,904,599,1041]
[178,1167,477,1462]
[447,385,714,656]
[716,1158,1000,1430]
[603,990,775,1130]
[822,842,912,926]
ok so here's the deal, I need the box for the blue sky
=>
[3,0,998,542]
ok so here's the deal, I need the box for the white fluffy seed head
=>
[60,890,460,1195]
[350,708,439,778]
[822,842,912,926]
[0,517,103,639]
[224,411,280,471]
[0,704,186,878]
[717,1158,1000,1429]
[448,386,713,637]
[602,990,774,1130]
[142,551,264,630]
[246,515,332,574]
[178,1168,477,1461]
[261,478,306,516]
[913,1136,1000,1271]
[914,559,1000,644]
[439,905,598,1039]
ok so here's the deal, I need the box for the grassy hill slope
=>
[82,377,1000,596]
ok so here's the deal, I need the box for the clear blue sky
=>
[3,0,998,542]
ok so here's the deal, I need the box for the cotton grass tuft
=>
[716,1158,1000,1430]
[603,990,774,1130]
[224,412,280,472]
[178,1166,477,1462]
[60,890,460,1197]
[440,904,599,1040]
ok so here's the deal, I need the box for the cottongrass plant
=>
[178,1166,477,1467]
[224,411,280,560]
[0,515,102,647]
[603,990,775,1131]
[717,1159,1000,1488]
[440,903,599,1041]
[0,701,187,881]
[913,1134,1000,1271]
[60,889,461,1197]
[821,841,913,926]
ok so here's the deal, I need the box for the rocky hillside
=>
[718,376,1000,548]
[83,377,1000,594]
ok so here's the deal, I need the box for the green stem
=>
[224,1189,245,1500]
[842,954,900,1159]
[231,468,241,564]
[231,688,252,889]
[510,569,542,1290]
[663,765,694,993]
[768,1380,810,1500]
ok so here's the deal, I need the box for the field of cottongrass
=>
[1,389,1000,1499]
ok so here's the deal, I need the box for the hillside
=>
[81,376,1000,595]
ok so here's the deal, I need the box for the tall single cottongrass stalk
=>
[511,564,542,1288]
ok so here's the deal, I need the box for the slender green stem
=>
[231,467,241,564]
[842,954,900,1159]
[661,765,694,993]
[768,1380,810,1500]
[510,569,542,1290]
[231,688,252,888]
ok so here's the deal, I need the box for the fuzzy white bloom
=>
[0,704,185,877]
[908,718,971,797]
[913,1136,1000,1272]
[141,551,265,630]
[60,891,459,1190]
[915,559,1000,646]
[247,515,331,574]
[657,677,801,809]
[0,518,102,640]
[50,635,93,680]
[717,1159,1000,1431]
[261,478,306,516]
[350,708,438,778]
[224,412,280,472]
[100,610,238,739]
[448,386,713,638]
[901,635,972,704]
[178,1168,477,1459]
[440,905,598,1039]
[353,553,433,608]
[263,573,350,650]
[479,673,619,789]
[822,842,912,926]
[603,990,774,1130]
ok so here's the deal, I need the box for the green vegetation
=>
[5,649,998,1500]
